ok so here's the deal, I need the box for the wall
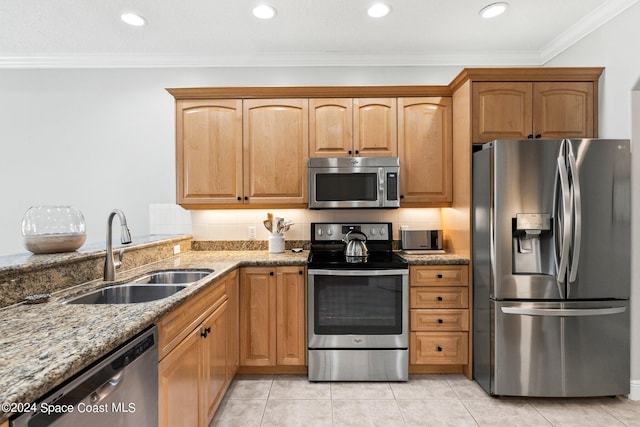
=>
[547,1,640,399]
[0,66,459,256]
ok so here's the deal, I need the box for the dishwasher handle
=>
[89,370,125,404]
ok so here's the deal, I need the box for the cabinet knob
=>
[269,271,274,276]
[527,134,534,139]
[437,274,443,279]
[535,134,542,139]
[201,327,211,338]
[437,346,443,352]
[437,296,443,301]
[400,195,405,199]
[299,270,303,275]
[348,150,353,155]
[438,319,444,324]
[237,196,242,201]
[244,196,249,201]
[355,150,359,155]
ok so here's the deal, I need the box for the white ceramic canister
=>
[268,233,285,253]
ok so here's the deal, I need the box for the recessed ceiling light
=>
[253,4,277,19]
[367,3,391,18]
[479,2,509,19]
[121,12,147,26]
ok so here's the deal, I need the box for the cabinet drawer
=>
[410,287,468,309]
[158,279,227,360]
[410,332,468,364]
[410,265,468,287]
[410,309,469,331]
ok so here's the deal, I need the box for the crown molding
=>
[0,50,542,69]
[540,0,640,63]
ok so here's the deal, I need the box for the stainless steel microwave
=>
[308,157,400,209]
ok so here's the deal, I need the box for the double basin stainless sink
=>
[64,270,214,304]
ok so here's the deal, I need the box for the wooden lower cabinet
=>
[226,269,240,378]
[409,265,470,373]
[158,272,236,427]
[240,266,306,370]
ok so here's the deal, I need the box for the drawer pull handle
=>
[437,319,444,324]
[437,274,443,279]
[437,296,443,301]
[437,346,443,352]
[270,271,274,276]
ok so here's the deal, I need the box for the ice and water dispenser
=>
[512,213,554,275]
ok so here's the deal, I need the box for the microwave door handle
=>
[378,167,385,205]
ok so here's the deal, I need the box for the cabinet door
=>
[276,267,307,366]
[176,99,243,205]
[202,301,228,425]
[533,82,595,138]
[353,98,398,156]
[158,326,201,427]
[240,267,277,366]
[226,270,240,379]
[309,98,353,157]
[398,97,452,205]
[243,99,309,204]
[472,82,533,143]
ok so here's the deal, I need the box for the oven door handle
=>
[308,269,408,276]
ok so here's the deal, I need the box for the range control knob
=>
[327,229,333,236]
[317,228,323,236]
[379,228,386,235]
[370,229,377,236]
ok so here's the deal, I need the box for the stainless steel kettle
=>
[343,230,369,261]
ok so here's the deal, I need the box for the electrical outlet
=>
[248,226,257,240]
[173,244,181,255]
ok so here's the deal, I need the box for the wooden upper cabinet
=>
[533,82,594,139]
[309,98,397,157]
[472,82,533,142]
[472,80,596,143]
[354,98,398,156]
[309,98,353,157]
[176,99,243,205]
[398,97,452,205]
[243,99,309,204]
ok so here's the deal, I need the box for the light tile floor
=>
[210,374,640,427]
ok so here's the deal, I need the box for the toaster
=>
[401,230,443,251]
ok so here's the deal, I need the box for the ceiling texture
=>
[0,0,637,68]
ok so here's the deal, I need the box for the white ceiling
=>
[0,0,637,68]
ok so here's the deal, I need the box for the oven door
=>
[308,269,409,349]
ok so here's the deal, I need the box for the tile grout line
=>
[258,377,275,427]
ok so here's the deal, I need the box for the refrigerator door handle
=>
[501,306,627,317]
[567,141,582,288]
[554,141,571,298]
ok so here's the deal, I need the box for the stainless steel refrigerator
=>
[472,139,631,397]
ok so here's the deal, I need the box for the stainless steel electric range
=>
[307,222,409,381]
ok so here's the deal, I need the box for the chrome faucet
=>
[104,209,132,281]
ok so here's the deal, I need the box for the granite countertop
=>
[0,249,468,422]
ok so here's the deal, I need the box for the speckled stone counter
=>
[0,245,468,422]
[397,251,469,265]
[0,250,307,422]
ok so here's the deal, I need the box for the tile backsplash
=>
[150,204,442,241]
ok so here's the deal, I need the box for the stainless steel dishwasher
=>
[11,326,158,427]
